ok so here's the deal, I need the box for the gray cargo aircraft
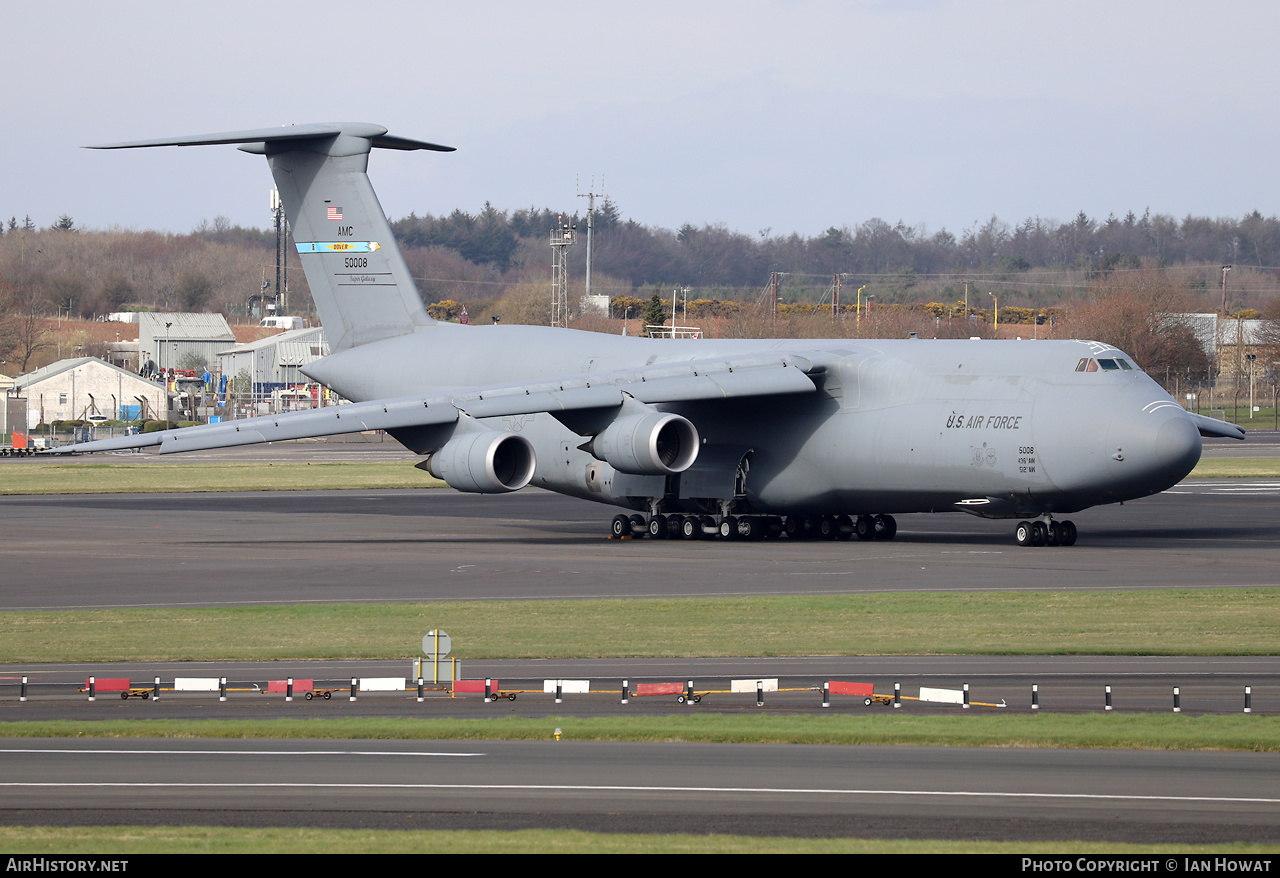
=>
[50,123,1245,546]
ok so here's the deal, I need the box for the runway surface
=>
[2,738,1278,842]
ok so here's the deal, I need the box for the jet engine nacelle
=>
[425,430,536,493]
[588,411,699,476]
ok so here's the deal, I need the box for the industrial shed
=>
[138,313,235,375]
[217,326,329,395]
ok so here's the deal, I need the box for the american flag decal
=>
[327,206,343,221]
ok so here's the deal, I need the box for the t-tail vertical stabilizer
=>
[89,123,455,351]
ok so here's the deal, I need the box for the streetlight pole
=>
[1247,354,1256,418]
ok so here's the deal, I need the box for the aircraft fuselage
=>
[304,323,1201,521]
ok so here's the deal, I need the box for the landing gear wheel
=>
[1031,521,1048,547]
[1015,521,1034,547]
[873,514,897,540]
[1060,520,1078,546]
[680,516,700,540]
[736,517,757,540]
[784,516,803,539]
[1046,522,1062,546]
[835,515,854,540]
[668,515,685,539]
[630,514,647,539]
[610,514,630,538]
[818,516,838,540]
[718,516,737,540]
[648,515,668,539]
[855,515,875,540]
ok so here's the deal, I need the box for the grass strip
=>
[3,591,1278,662]
[1189,459,1280,478]
[0,825,1273,854]
[0,461,441,494]
[2,714,1278,751]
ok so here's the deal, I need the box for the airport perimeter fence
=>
[0,674,1267,715]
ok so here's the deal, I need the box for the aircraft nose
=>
[1155,415,1201,475]
[1107,404,1201,494]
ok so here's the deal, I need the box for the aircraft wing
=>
[1187,412,1246,441]
[41,352,819,456]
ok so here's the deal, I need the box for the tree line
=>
[4,202,1280,385]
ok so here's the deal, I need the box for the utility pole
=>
[577,178,604,303]
[272,189,288,314]
[1220,265,1232,315]
[827,274,846,318]
[771,272,781,330]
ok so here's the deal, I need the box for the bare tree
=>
[1,283,53,372]
[1059,269,1210,385]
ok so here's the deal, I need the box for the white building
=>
[13,358,166,427]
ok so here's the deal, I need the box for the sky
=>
[6,1,1280,240]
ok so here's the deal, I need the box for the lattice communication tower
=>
[550,216,576,328]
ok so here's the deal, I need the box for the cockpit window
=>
[1077,356,1139,373]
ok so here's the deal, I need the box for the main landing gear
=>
[609,513,898,542]
[1014,518,1077,548]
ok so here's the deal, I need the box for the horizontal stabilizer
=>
[87,123,454,152]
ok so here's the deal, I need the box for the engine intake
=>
[588,412,699,475]
[424,431,536,493]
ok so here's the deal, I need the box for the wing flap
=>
[45,396,460,456]
[454,385,623,418]
[626,359,816,402]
